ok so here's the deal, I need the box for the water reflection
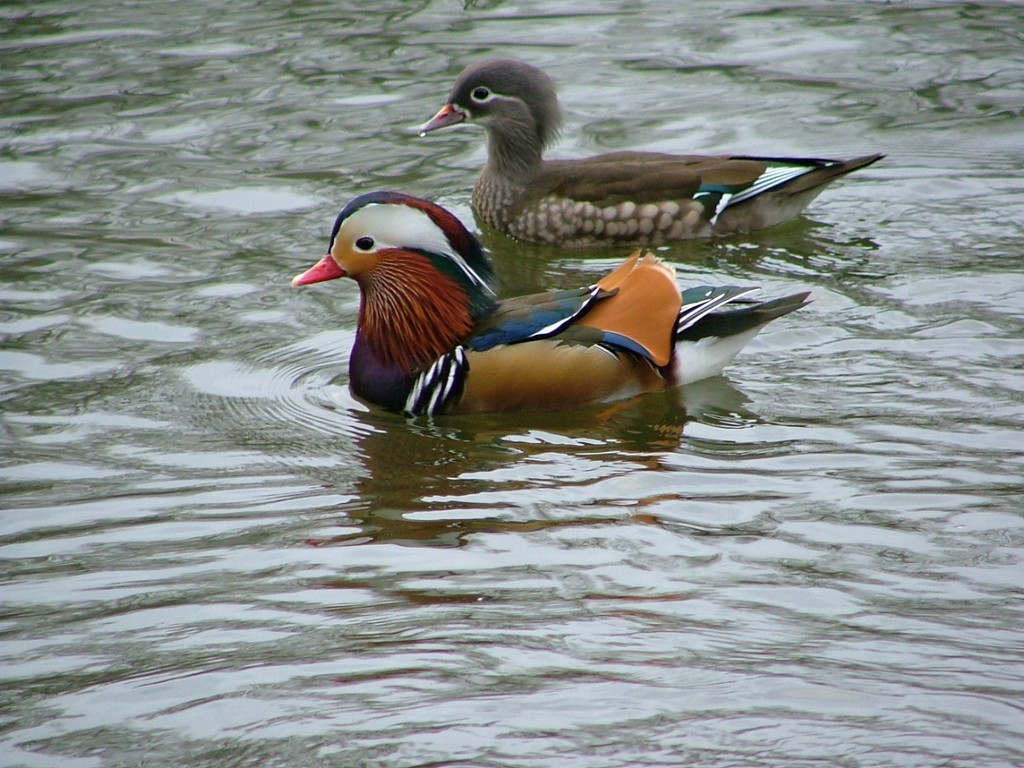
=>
[4,0,1024,765]
[300,374,769,548]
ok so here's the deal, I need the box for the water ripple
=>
[3,2,1024,767]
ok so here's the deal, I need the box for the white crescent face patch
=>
[341,203,491,292]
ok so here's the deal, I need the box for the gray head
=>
[419,59,564,180]
[420,58,564,165]
[446,59,562,148]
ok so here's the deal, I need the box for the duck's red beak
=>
[418,103,466,135]
[292,254,345,287]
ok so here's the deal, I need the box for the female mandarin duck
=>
[419,58,884,247]
[292,191,810,417]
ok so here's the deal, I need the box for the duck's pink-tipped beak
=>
[292,254,345,287]
[418,103,466,135]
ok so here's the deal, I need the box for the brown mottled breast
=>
[487,152,769,245]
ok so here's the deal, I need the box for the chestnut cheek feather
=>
[292,254,346,287]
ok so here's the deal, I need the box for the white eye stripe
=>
[347,205,450,254]
[344,204,492,293]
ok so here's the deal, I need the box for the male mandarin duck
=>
[292,191,810,417]
[419,58,884,247]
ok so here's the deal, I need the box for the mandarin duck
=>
[292,191,810,416]
[419,58,884,247]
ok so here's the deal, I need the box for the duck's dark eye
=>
[471,86,490,102]
[355,236,374,251]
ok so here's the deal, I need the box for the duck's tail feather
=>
[676,291,811,342]
[671,290,811,385]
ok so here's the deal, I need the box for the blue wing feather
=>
[468,286,602,352]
